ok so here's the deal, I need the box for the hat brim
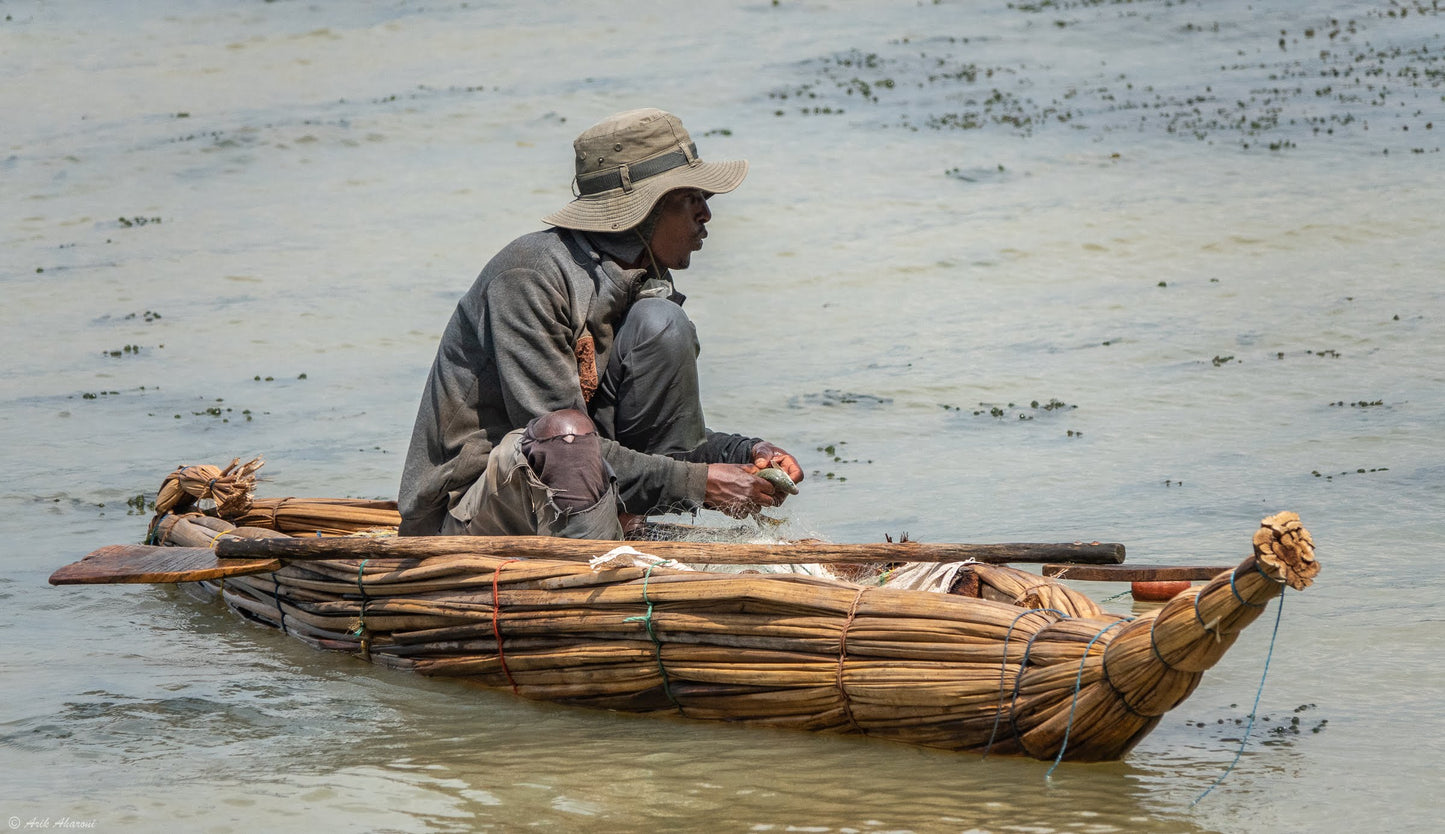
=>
[543,159,748,233]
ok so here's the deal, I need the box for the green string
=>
[272,573,288,636]
[351,559,370,637]
[623,560,681,711]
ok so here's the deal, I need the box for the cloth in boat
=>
[879,560,974,593]
[399,226,760,536]
[589,545,834,577]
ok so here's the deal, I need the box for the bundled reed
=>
[157,491,1319,761]
[150,456,402,537]
[232,497,401,536]
[154,456,265,517]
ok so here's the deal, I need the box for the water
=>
[3,0,1442,831]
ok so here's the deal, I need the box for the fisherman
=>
[398,108,803,540]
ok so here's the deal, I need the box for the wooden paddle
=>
[50,536,1125,585]
[49,545,278,585]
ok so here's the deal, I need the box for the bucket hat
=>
[543,108,748,233]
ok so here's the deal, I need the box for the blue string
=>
[1045,618,1131,779]
[1006,627,1060,759]
[1229,568,1268,608]
[983,607,1068,758]
[1190,591,1286,807]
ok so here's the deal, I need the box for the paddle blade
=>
[48,544,281,585]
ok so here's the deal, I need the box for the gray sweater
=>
[398,228,756,536]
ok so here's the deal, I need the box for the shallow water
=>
[3,1,1442,831]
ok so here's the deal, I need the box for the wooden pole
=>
[215,535,1126,566]
[1042,563,1230,582]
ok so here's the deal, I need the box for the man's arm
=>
[484,268,709,515]
[667,430,760,464]
[602,438,708,516]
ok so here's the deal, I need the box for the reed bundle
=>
[150,455,402,536]
[157,495,1319,761]
[232,497,402,536]
[154,456,265,517]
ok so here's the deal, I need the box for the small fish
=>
[756,467,799,495]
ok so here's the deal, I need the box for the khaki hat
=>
[543,108,748,233]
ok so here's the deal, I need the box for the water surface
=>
[2,1,1442,831]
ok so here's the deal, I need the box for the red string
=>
[492,559,522,695]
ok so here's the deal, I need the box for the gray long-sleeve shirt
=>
[398,227,755,536]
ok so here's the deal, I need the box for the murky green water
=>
[3,1,1442,831]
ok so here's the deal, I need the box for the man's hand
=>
[702,442,803,519]
[750,441,804,485]
[704,463,780,518]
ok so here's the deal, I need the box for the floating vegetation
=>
[1311,467,1389,479]
[94,310,163,325]
[182,400,254,423]
[1211,355,1238,366]
[370,84,498,106]
[790,389,893,408]
[117,216,161,228]
[1183,702,1327,744]
[75,385,160,401]
[809,440,872,483]
[138,394,269,424]
[767,0,1443,155]
[816,442,871,464]
[103,344,144,358]
[953,399,1078,420]
[1330,399,1385,407]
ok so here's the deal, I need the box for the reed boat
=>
[51,459,1320,762]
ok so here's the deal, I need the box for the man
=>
[399,108,803,540]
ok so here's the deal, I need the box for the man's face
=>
[647,188,712,271]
